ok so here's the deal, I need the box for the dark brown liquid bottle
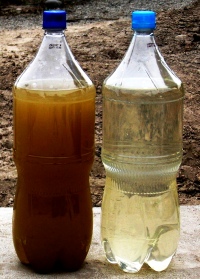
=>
[12,9,95,273]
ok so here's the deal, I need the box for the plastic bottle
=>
[12,9,95,273]
[101,11,184,273]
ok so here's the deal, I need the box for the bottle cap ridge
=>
[132,11,156,30]
[43,10,67,30]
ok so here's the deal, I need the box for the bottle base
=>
[103,239,117,264]
[116,258,143,273]
[145,254,174,272]
[102,238,176,273]
[103,239,144,273]
[18,258,85,274]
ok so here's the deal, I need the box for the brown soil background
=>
[0,2,200,207]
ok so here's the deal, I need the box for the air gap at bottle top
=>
[12,8,96,273]
[101,11,184,273]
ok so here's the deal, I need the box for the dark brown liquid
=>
[12,86,95,273]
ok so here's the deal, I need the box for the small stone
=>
[4,140,13,149]
[175,34,187,42]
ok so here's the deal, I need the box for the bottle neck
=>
[133,30,155,53]
[134,29,154,36]
[44,29,65,36]
[35,28,69,61]
[121,29,156,63]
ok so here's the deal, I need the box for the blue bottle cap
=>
[132,11,156,30]
[43,10,67,30]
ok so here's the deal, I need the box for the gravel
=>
[0,0,198,30]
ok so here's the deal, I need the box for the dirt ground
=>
[0,1,200,207]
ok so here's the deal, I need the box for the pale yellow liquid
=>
[101,85,182,272]
[101,176,180,273]
[13,85,95,273]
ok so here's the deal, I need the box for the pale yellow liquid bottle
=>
[101,11,184,273]
[12,10,95,273]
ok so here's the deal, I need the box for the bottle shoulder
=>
[104,34,183,92]
[15,32,94,90]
